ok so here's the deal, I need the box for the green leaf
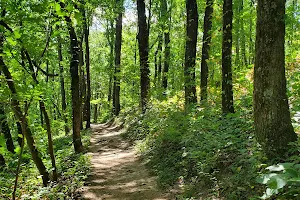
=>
[7,37,17,46]
[0,135,5,147]
[14,30,21,39]
[267,164,285,172]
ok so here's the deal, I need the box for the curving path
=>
[81,123,171,200]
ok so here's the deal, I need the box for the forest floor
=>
[80,123,172,200]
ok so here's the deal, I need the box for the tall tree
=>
[184,0,198,106]
[59,2,84,153]
[137,0,150,112]
[57,29,70,135]
[82,0,91,128]
[200,0,213,102]
[254,0,297,157]
[162,0,170,92]
[113,0,123,116]
[221,0,234,113]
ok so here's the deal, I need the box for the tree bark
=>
[162,0,170,92]
[137,0,150,112]
[82,0,91,128]
[39,101,57,181]
[79,34,85,130]
[157,35,163,86]
[0,105,15,153]
[200,0,213,102]
[57,31,70,135]
[0,154,4,166]
[222,0,234,114]
[254,0,297,157]
[61,7,84,153]
[113,0,123,116]
[184,0,198,106]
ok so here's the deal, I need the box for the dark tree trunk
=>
[0,105,15,153]
[16,122,23,147]
[239,0,247,66]
[108,74,113,103]
[113,0,123,116]
[57,32,70,135]
[254,0,297,157]
[39,101,57,181]
[63,12,84,153]
[93,93,99,123]
[222,0,234,114]
[200,0,213,102]
[137,0,150,112]
[162,0,170,92]
[184,0,198,106]
[248,0,254,64]
[82,0,91,128]
[157,35,163,86]
[79,36,85,130]
[0,154,4,166]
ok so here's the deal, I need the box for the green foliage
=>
[0,128,91,199]
[123,98,268,199]
[257,163,300,199]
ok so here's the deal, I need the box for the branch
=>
[33,61,58,77]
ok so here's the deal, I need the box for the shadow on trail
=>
[81,124,169,200]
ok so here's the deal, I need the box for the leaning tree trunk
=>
[222,0,234,114]
[200,0,213,102]
[0,30,49,186]
[254,0,297,157]
[113,0,123,116]
[1,58,50,186]
[137,0,150,112]
[184,0,198,106]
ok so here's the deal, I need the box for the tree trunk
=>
[184,0,198,106]
[222,0,234,114]
[254,0,297,157]
[157,35,163,86]
[16,122,23,147]
[64,14,84,153]
[162,0,170,92]
[57,32,70,135]
[79,35,85,130]
[82,0,91,128]
[39,101,57,181]
[0,105,15,153]
[93,93,99,123]
[0,154,4,166]
[137,0,150,112]
[239,0,247,66]
[113,0,123,116]
[200,0,213,102]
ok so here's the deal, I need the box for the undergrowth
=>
[122,97,300,200]
[0,127,92,200]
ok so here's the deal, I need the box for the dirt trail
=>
[81,123,171,200]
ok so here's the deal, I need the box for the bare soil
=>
[80,123,171,200]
